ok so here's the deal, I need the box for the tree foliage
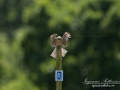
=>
[0,0,120,90]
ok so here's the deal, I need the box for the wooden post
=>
[56,46,62,90]
[50,32,71,90]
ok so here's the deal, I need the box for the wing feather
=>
[62,32,71,46]
[50,34,57,47]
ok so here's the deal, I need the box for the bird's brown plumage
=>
[50,32,71,58]
[50,34,57,47]
[62,32,71,46]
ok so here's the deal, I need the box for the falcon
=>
[50,32,71,58]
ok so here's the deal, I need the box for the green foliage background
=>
[0,0,120,90]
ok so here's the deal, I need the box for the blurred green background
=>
[0,0,120,90]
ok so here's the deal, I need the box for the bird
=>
[50,32,71,58]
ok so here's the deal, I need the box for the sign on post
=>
[55,70,63,81]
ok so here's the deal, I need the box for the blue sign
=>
[55,70,63,81]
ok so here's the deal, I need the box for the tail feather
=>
[62,48,68,57]
[50,48,56,58]
[50,48,68,58]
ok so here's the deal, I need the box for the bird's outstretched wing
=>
[62,32,71,46]
[50,34,57,47]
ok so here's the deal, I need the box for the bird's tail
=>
[50,48,68,58]
[61,48,68,57]
[50,48,57,58]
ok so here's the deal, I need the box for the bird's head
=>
[57,36,62,40]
